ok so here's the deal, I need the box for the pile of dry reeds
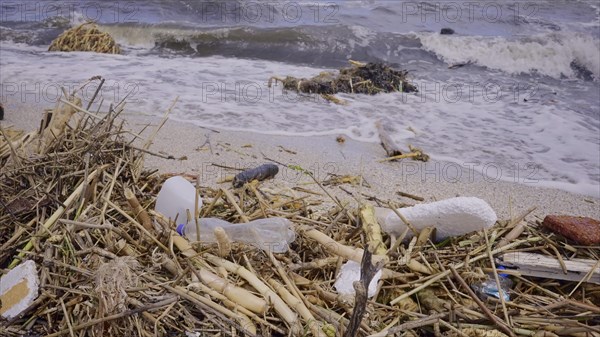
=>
[1,78,598,337]
[48,22,120,54]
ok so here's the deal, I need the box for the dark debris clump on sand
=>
[269,61,418,95]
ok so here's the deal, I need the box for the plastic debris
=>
[471,268,512,302]
[155,176,202,223]
[0,260,39,319]
[334,260,382,298]
[177,217,296,253]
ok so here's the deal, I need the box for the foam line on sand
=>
[3,100,599,221]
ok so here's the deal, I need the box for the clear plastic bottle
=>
[176,217,296,253]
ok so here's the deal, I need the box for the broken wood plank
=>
[501,252,600,284]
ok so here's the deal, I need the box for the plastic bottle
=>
[176,217,296,253]
[471,268,512,301]
[155,176,203,224]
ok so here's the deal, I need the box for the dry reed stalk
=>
[9,164,109,268]
[3,77,600,337]
[124,187,153,231]
[390,238,538,305]
[38,96,81,153]
[268,278,327,337]
[297,224,389,265]
[204,253,303,335]
[213,227,232,257]
[171,235,268,314]
[360,204,387,255]
[188,279,284,334]
[450,266,516,337]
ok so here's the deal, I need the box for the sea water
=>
[1,0,598,196]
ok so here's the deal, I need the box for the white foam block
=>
[376,197,497,241]
[334,260,382,298]
[1,260,39,319]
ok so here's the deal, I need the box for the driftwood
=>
[501,252,600,284]
[376,121,407,157]
[376,121,429,162]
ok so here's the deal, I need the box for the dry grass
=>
[1,78,599,337]
[49,22,120,54]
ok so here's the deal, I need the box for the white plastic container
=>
[155,176,202,224]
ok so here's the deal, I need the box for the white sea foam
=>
[417,32,600,80]
[1,41,598,197]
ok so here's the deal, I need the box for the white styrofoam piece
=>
[376,197,497,241]
[334,260,382,298]
[0,260,39,319]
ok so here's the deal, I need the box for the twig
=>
[450,266,516,337]
[344,248,382,337]
[45,297,178,337]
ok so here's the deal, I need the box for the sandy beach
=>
[3,97,599,222]
[2,3,599,335]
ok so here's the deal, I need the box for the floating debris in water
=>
[269,61,418,95]
[49,22,121,54]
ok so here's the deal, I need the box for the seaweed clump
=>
[269,61,418,95]
[49,22,120,54]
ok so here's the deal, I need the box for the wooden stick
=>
[397,191,424,201]
[376,121,406,157]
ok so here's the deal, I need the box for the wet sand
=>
[2,98,599,221]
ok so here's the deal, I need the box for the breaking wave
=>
[418,32,600,80]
